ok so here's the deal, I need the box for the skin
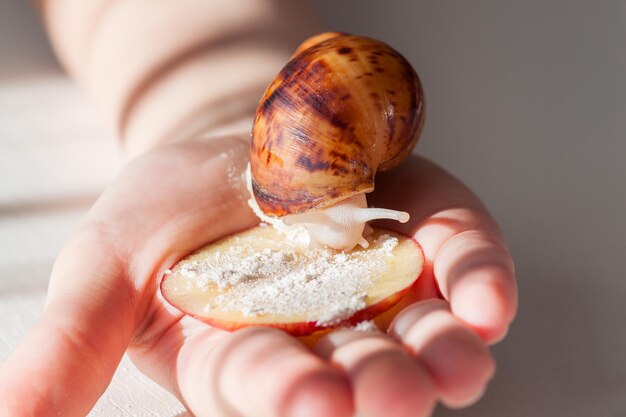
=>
[0,135,516,417]
[2,3,517,415]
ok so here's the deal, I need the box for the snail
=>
[248,32,425,251]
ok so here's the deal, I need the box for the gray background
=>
[1,1,625,416]
[317,2,626,416]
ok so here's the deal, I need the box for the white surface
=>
[0,3,187,412]
[0,73,187,416]
[1,1,626,417]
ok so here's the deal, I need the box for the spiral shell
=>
[250,32,425,217]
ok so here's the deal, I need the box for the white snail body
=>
[283,193,409,250]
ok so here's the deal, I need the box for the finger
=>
[390,299,495,408]
[435,230,517,343]
[373,156,517,343]
[0,227,136,417]
[317,330,436,417]
[177,327,354,417]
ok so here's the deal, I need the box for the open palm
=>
[0,135,516,417]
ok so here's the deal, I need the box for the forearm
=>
[38,0,317,157]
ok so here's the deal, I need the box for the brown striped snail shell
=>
[250,32,425,218]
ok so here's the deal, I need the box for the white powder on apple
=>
[348,320,381,332]
[179,234,399,326]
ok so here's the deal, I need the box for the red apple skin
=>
[160,230,424,337]
[173,283,415,337]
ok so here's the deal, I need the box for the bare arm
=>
[38,0,318,156]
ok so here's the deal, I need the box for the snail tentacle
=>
[355,207,410,224]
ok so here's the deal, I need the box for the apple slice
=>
[161,225,423,336]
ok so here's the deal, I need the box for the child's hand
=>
[0,136,516,417]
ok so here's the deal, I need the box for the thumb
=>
[0,226,136,417]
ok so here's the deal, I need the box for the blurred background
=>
[1,1,625,416]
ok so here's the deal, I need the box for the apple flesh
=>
[161,226,423,336]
